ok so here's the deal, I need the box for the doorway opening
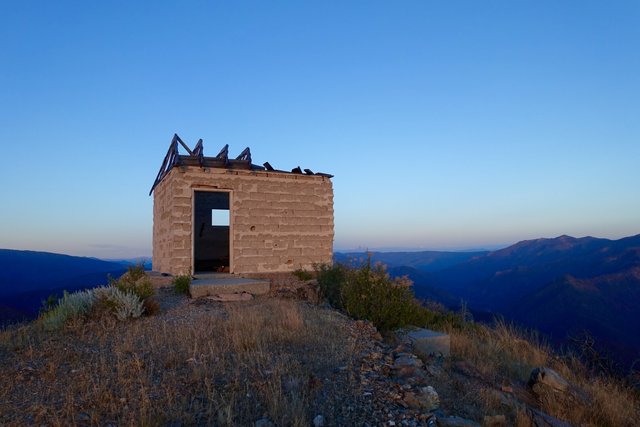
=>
[194,191,230,273]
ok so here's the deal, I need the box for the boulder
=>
[396,328,450,358]
[392,354,424,377]
[528,367,569,393]
[416,385,439,411]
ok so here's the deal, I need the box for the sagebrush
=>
[41,289,96,330]
[40,266,155,330]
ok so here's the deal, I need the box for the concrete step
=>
[190,274,270,298]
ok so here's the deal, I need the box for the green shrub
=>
[315,261,461,332]
[41,290,96,330]
[340,261,435,331]
[315,263,348,309]
[173,275,192,295]
[292,268,314,281]
[126,263,146,281]
[110,264,154,301]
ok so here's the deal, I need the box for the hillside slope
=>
[415,235,640,368]
[2,285,637,426]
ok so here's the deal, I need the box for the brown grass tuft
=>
[436,318,640,426]
[0,298,366,426]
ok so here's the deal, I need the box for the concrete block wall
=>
[152,166,334,275]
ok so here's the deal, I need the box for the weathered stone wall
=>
[152,166,334,275]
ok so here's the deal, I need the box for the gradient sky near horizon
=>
[1,1,639,258]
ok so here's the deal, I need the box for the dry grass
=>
[0,298,364,426]
[448,320,551,383]
[439,319,640,426]
[3,284,639,426]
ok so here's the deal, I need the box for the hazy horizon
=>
[1,2,638,258]
[4,231,640,260]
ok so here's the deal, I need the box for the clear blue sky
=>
[1,1,638,258]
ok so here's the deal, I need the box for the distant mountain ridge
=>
[427,234,640,310]
[336,234,640,369]
[335,250,487,272]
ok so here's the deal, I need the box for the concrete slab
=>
[190,273,270,298]
[397,328,451,358]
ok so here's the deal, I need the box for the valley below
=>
[338,234,640,373]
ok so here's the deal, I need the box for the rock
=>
[401,391,421,409]
[394,355,423,368]
[392,355,424,377]
[528,367,570,393]
[255,418,274,427]
[482,414,506,427]
[416,385,439,411]
[396,328,451,358]
[438,415,481,427]
[313,414,324,427]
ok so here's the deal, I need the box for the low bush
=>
[173,275,192,295]
[41,290,96,330]
[292,268,314,281]
[40,284,148,330]
[110,264,154,301]
[94,286,145,321]
[315,263,348,309]
[341,262,434,331]
[125,263,146,281]
[315,261,455,331]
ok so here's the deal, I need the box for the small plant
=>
[315,263,348,309]
[39,293,60,315]
[94,286,145,321]
[41,289,96,330]
[110,264,154,301]
[340,261,433,331]
[316,261,460,332]
[292,268,313,281]
[173,275,192,295]
[126,263,146,281]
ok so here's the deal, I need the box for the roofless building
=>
[150,134,334,276]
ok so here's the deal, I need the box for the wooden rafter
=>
[236,147,251,163]
[149,134,334,195]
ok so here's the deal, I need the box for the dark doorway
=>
[194,191,230,273]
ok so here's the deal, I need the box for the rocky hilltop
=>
[1,271,638,426]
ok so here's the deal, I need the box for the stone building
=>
[150,134,334,276]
